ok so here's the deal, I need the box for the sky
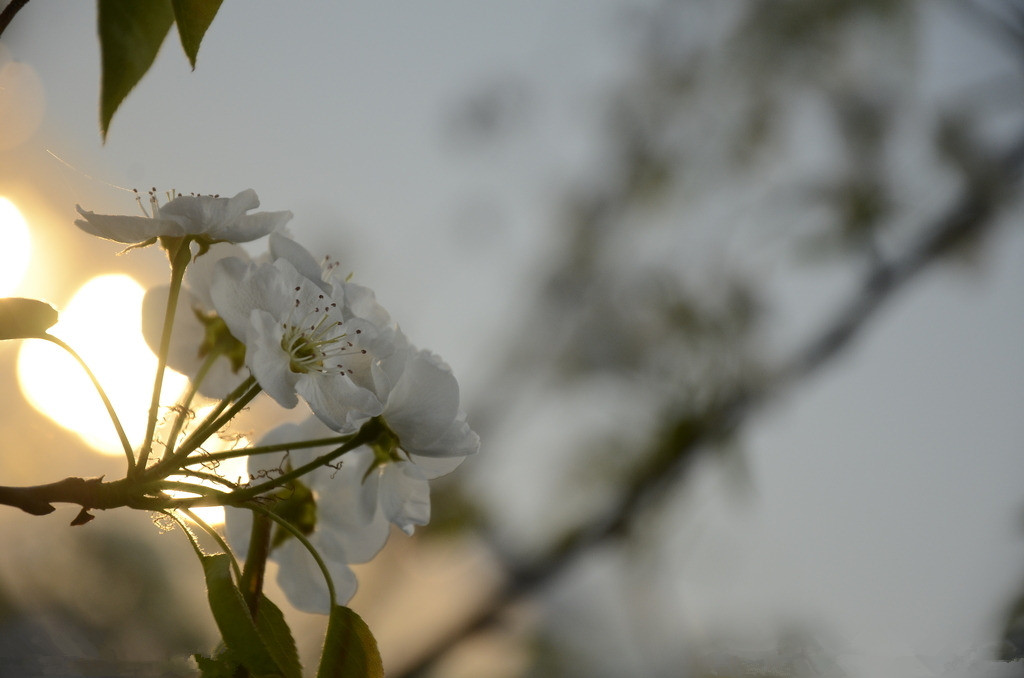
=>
[0,1,1023,676]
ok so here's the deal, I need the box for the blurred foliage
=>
[416,0,1024,675]
[0,523,207,676]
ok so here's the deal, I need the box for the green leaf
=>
[254,594,303,678]
[317,605,384,678]
[200,553,286,677]
[98,0,175,139]
[171,0,223,69]
[0,297,57,340]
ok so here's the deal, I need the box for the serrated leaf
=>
[254,594,303,678]
[171,0,223,69]
[0,297,58,340]
[200,553,284,677]
[317,605,384,678]
[98,0,175,139]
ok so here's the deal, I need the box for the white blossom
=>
[75,189,291,245]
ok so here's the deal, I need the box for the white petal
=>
[385,350,460,450]
[185,242,251,308]
[407,412,480,461]
[274,538,358,613]
[216,210,293,243]
[269,232,325,287]
[297,372,383,433]
[74,206,184,243]
[247,310,300,408]
[160,189,259,234]
[313,452,391,564]
[378,462,430,535]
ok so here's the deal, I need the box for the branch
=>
[0,476,126,518]
[393,135,1024,678]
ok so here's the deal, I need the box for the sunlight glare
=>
[0,197,32,296]
[17,274,188,456]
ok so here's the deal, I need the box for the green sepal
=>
[317,605,384,678]
[200,553,302,678]
[98,0,175,139]
[269,479,318,550]
[171,0,223,69]
[0,298,58,340]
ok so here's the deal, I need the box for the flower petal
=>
[296,371,383,433]
[385,350,460,450]
[74,206,184,243]
[215,210,293,243]
[378,462,430,535]
[407,412,480,461]
[275,537,358,613]
[247,309,300,408]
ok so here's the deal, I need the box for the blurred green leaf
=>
[317,605,384,678]
[171,0,223,69]
[200,553,293,677]
[98,0,175,139]
[0,297,57,340]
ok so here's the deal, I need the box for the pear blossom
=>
[75,189,291,245]
[210,255,391,427]
[225,419,389,613]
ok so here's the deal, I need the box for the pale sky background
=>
[0,2,1023,676]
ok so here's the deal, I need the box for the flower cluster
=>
[77,190,479,613]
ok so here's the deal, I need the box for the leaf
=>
[0,297,57,340]
[98,0,175,139]
[171,0,224,69]
[317,605,384,678]
[254,594,303,678]
[200,553,287,677]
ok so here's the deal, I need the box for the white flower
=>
[75,189,291,245]
[210,256,390,427]
[225,419,390,613]
[301,322,480,534]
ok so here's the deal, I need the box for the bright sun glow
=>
[0,197,32,296]
[17,274,188,456]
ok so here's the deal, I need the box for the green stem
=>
[249,503,338,608]
[239,512,272,618]
[43,334,135,474]
[147,378,260,478]
[162,348,221,461]
[226,421,379,505]
[162,509,206,560]
[180,508,242,581]
[184,434,357,466]
[139,238,193,471]
[172,469,243,490]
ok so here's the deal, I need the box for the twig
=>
[393,134,1024,678]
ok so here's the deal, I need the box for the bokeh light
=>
[16,274,188,456]
[0,197,32,296]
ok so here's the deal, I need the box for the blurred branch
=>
[0,0,30,39]
[394,132,1024,678]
